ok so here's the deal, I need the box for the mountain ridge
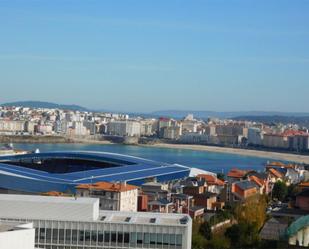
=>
[1,101,89,112]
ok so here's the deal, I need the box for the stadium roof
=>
[0,151,190,193]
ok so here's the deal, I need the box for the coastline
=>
[141,143,309,164]
[2,135,309,164]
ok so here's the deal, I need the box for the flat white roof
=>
[0,194,97,204]
[0,194,99,222]
[0,194,191,227]
[99,210,191,226]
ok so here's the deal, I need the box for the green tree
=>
[234,195,267,230]
[272,181,288,201]
[217,173,225,181]
[192,233,207,249]
[199,222,212,240]
[206,235,230,249]
[225,222,259,248]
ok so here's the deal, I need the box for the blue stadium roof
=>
[0,151,191,193]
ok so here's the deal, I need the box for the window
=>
[124,233,130,243]
[111,232,117,242]
[130,232,137,245]
[157,234,163,245]
[176,235,182,246]
[150,233,156,245]
[137,233,143,244]
[98,232,104,243]
[144,233,150,244]
[163,234,169,245]
[169,234,176,246]
[104,232,110,243]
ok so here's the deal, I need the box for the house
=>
[183,185,204,196]
[268,168,284,183]
[247,171,272,194]
[193,192,218,210]
[197,174,225,194]
[148,199,174,213]
[141,182,169,201]
[299,182,309,191]
[260,218,288,241]
[171,193,193,214]
[76,181,138,212]
[137,194,148,212]
[287,215,309,247]
[226,168,249,202]
[188,206,205,220]
[295,189,309,211]
[231,180,259,202]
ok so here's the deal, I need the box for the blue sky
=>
[0,0,308,112]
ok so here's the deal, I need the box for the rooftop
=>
[0,194,191,227]
[299,182,309,188]
[269,168,284,178]
[235,180,258,191]
[249,175,264,187]
[197,174,224,186]
[98,210,190,226]
[227,168,247,178]
[76,181,138,192]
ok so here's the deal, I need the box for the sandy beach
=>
[144,143,309,164]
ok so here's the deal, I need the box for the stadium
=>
[0,151,191,194]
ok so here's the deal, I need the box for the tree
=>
[234,195,267,230]
[192,233,207,249]
[225,222,259,248]
[206,234,230,249]
[199,222,212,240]
[217,173,225,181]
[272,181,288,201]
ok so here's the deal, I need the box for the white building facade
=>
[0,194,192,249]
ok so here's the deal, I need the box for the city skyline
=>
[0,0,309,112]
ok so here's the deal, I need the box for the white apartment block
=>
[0,120,25,133]
[76,182,138,212]
[0,194,192,249]
[108,121,141,137]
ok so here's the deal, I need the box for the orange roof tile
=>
[227,168,247,178]
[267,161,294,169]
[197,174,225,186]
[42,191,68,197]
[268,168,284,179]
[299,182,309,187]
[249,175,264,187]
[76,181,138,192]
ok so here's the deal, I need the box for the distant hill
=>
[233,115,309,127]
[150,110,309,120]
[1,101,90,112]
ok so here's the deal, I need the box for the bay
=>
[11,143,274,174]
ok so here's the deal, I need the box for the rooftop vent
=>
[125,217,131,222]
[180,216,189,225]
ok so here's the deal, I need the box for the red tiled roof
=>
[299,182,309,188]
[197,174,225,186]
[268,168,284,179]
[249,175,264,187]
[266,161,295,169]
[76,181,138,192]
[227,168,247,178]
[42,191,68,197]
[282,130,309,137]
